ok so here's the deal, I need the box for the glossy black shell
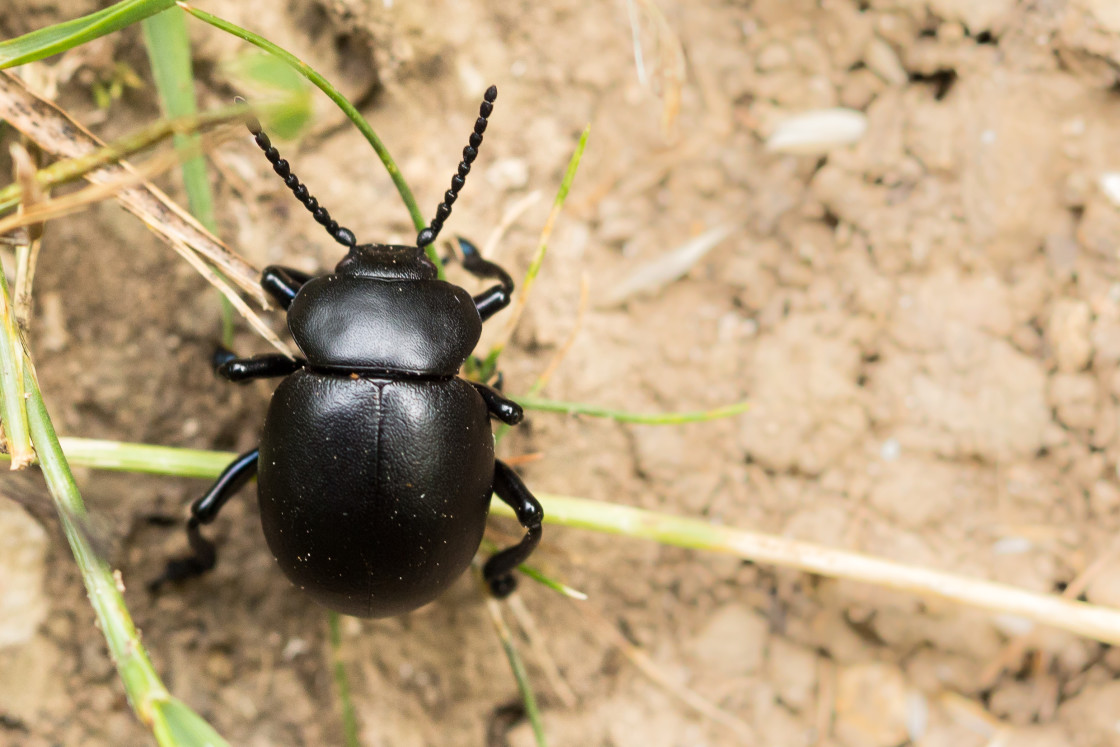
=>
[288,275,479,375]
[256,244,494,617]
[257,372,494,617]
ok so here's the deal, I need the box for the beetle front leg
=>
[212,348,305,383]
[261,265,315,309]
[483,460,543,597]
[457,238,514,322]
[149,449,259,591]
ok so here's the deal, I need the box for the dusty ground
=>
[4,0,1120,745]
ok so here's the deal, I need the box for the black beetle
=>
[153,86,543,617]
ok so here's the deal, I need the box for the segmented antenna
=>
[416,85,498,249]
[245,116,357,250]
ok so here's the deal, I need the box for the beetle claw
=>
[488,573,518,599]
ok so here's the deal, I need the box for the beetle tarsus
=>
[148,518,217,592]
[211,345,238,371]
[488,573,519,599]
[150,449,260,591]
[457,237,514,321]
[458,238,513,290]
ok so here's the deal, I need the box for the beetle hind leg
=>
[483,459,543,597]
[149,448,260,591]
[149,517,217,589]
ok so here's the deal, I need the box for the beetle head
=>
[334,243,438,280]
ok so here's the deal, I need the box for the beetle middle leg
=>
[149,448,260,591]
[483,460,544,597]
[469,381,522,425]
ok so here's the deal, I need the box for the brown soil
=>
[4,1,1120,745]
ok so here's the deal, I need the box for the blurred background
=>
[3,1,1120,744]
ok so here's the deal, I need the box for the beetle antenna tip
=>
[245,114,358,251]
[417,85,498,248]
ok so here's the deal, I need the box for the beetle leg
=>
[483,460,544,597]
[214,352,305,383]
[457,238,514,322]
[469,381,523,425]
[149,449,260,591]
[261,265,316,309]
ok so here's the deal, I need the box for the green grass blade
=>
[519,124,590,301]
[488,127,590,444]
[141,7,235,346]
[327,612,361,747]
[221,51,312,139]
[517,564,588,600]
[0,104,251,215]
[0,268,31,466]
[58,437,235,477]
[151,697,230,747]
[485,597,547,746]
[0,0,177,68]
[177,2,431,264]
[515,396,750,425]
[10,438,1120,645]
[1,344,226,742]
[488,126,590,372]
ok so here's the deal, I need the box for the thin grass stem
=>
[9,437,1120,648]
[141,7,235,346]
[484,595,548,747]
[0,104,250,215]
[516,395,750,425]
[0,285,226,745]
[0,266,31,466]
[327,612,361,747]
[488,126,590,367]
[175,3,432,267]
